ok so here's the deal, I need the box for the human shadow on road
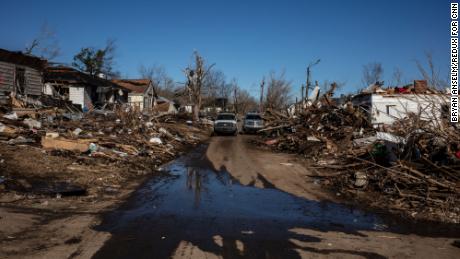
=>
[91,145,460,259]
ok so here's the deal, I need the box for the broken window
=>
[441,104,449,119]
[386,105,396,115]
[15,67,26,95]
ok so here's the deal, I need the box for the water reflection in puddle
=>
[93,146,459,259]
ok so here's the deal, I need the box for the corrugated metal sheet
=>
[24,68,43,95]
[0,61,43,96]
[0,61,15,92]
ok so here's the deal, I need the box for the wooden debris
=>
[258,102,460,222]
[41,137,92,153]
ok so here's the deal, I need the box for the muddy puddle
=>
[92,145,460,259]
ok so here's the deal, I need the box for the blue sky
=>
[0,0,450,98]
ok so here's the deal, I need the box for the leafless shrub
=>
[25,22,61,60]
[265,71,292,110]
[139,64,176,99]
[362,62,384,86]
[415,52,448,90]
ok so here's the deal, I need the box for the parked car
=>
[243,113,264,133]
[213,113,238,135]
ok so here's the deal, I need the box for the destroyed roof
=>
[0,48,47,70]
[112,79,152,94]
[155,102,173,112]
[157,96,175,104]
[45,66,123,90]
[356,80,444,97]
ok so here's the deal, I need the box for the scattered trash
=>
[265,139,278,145]
[72,128,83,136]
[280,162,293,166]
[307,136,321,142]
[0,122,16,135]
[8,136,35,145]
[88,143,98,153]
[354,171,367,187]
[149,137,163,145]
[45,132,59,139]
[3,112,18,120]
[23,118,42,129]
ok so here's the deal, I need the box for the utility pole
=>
[259,78,265,113]
[306,66,311,99]
[301,84,305,106]
[295,96,298,115]
[233,86,238,114]
[305,59,321,102]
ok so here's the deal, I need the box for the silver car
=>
[243,113,264,133]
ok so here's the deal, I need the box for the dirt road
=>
[90,135,459,259]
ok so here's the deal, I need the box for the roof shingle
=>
[112,79,151,94]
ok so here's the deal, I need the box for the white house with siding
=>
[352,81,449,125]
[44,66,129,110]
[112,79,156,111]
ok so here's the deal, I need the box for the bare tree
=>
[415,52,448,89]
[184,51,214,121]
[392,67,404,86]
[25,22,60,60]
[265,71,292,110]
[139,64,176,98]
[320,80,345,95]
[229,78,239,113]
[234,86,257,115]
[220,82,233,102]
[362,62,384,86]
[101,38,117,77]
[202,69,229,109]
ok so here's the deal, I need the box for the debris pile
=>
[260,104,374,157]
[259,102,460,222]
[332,114,460,222]
[0,103,210,197]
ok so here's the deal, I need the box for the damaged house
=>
[155,96,178,115]
[112,79,157,111]
[44,66,129,110]
[352,80,449,126]
[0,48,47,104]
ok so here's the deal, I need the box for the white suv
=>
[213,113,238,135]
